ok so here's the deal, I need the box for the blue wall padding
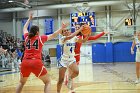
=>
[56,42,136,63]
[113,42,135,62]
[105,42,113,62]
[92,43,106,62]
[56,44,61,61]
[92,42,136,63]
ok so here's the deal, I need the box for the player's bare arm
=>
[131,40,136,54]
[23,12,33,34]
[64,26,84,42]
[48,22,68,41]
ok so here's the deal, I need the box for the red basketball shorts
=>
[20,59,47,77]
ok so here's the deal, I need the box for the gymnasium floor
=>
[0,60,140,93]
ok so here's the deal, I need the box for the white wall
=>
[80,44,92,64]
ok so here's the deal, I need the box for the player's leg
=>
[138,63,140,80]
[136,62,140,78]
[57,67,67,93]
[135,52,140,83]
[31,59,51,93]
[64,55,80,87]
[69,62,79,79]
[16,76,28,93]
[68,55,80,92]
[16,59,31,93]
[135,62,140,83]
[67,62,79,89]
[68,68,75,93]
[39,73,51,93]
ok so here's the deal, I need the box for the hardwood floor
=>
[0,62,140,93]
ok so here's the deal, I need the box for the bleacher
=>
[0,30,23,72]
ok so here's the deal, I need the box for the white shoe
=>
[135,79,140,84]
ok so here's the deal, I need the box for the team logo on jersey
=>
[66,43,75,46]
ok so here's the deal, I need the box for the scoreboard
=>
[70,12,96,32]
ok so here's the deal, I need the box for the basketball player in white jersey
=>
[131,31,140,84]
[57,25,89,93]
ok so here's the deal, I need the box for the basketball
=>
[81,25,91,35]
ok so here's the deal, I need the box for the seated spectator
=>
[6,36,11,44]
[0,35,3,46]
[45,54,51,68]
[11,48,19,71]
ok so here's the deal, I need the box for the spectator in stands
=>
[11,48,19,71]
[20,41,25,62]
[0,31,25,70]
[0,35,3,46]
[10,36,14,44]
[0,47,6,68]
[45,54,51,68]
[16,38,21,48]
[0,46,4,53]
[6,35,11,44]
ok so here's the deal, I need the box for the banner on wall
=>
[70,12,96,32]
[44,18,54,35]
[21,19,32,40]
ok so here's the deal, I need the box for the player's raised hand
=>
[29,11,33,20]
[104,31,109,35]
[61,22,69,29]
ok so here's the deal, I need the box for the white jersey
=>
[135,37,140,52]
[58,36,78,67]
[134,37,140,62]
[60,36,78,57]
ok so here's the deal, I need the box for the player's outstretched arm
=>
[47,22,68,41]
[88,31,109,41]
[64,25,84,41]
[23,12,33,34]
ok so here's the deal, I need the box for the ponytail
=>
[28,32,35,39]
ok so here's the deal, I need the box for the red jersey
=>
[23,33,48,59]
[74,35,82,55]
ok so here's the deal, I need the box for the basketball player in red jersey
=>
[16,13,67,93]
[74,24,109,65]
[68,24,109,93]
